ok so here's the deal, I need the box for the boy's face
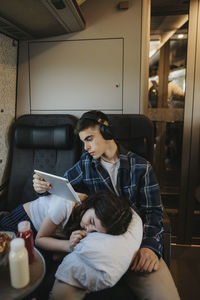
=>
[79,125,108,159]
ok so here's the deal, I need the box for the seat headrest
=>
[14,124,74,149]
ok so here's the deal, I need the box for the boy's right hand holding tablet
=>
[33,173,88,202]
[33,173,51,194]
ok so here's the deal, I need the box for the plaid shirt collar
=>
[90,143,131,170]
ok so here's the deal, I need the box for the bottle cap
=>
[10,238,25,251]
[18,221,30,232]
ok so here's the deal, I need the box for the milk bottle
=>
[9,238,30,288]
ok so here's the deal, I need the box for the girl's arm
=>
[35,215,86,252]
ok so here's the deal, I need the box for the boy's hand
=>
[69,230,87,251]
[131,248,159,273]
[33,173,51,194]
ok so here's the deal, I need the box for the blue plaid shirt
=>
[64,144,164,257]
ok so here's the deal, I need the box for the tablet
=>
[34,170,81,203]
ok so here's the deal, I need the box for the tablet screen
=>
[34,170,81,203]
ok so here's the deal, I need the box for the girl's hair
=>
[64,191,132,238]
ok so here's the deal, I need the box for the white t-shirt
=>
[30,195,74,232]
[100,158,120,195]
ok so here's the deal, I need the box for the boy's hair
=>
[75,110,113,140]
[64,191,132,237]
[76,110,109,133]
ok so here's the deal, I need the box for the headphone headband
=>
[80,111,113,140]
[97,118,109,127]
[80,112,110,127]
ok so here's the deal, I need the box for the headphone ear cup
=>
[100,124,113,140]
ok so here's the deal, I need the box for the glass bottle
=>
[17,221,34,264]
[9,238,30,288]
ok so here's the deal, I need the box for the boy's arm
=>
[64,159,87,193]
[131,163,163,273]
[139,163,164,257]
[33,157,85,195]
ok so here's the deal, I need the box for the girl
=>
[0,191,132,253]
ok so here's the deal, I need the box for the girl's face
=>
[80,208,107,233]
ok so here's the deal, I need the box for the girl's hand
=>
[76,193,88,202]
[69,230,87,251]
[33,173,51,194]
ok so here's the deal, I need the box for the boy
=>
[33,110,180,300]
